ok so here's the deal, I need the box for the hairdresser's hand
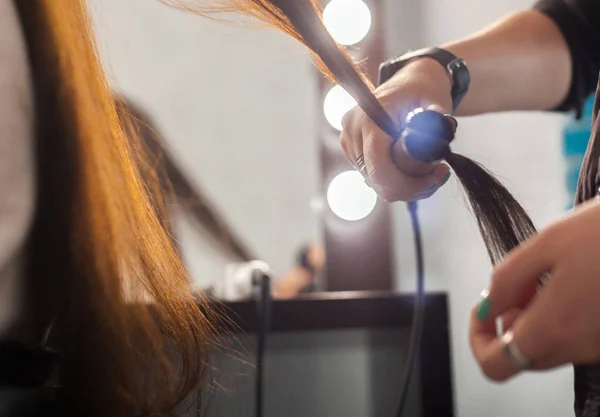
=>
[469,199,600,382]
[340,58,453,202]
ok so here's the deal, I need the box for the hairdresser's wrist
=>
[394,58,454,113]
[408,58,453,92]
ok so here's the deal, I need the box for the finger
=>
[410,189,437,202]
[410,167,452,201]
[390,138,452,179]
[374,183,431,203]
[470,306,534,382]
[471,273,574,382]
[469,305,500,367]
[376,182,431,203]
[339,130,359,168]
[498,290,538,333]
[515,265,600,369]
[380,182,439,203]
[376,186,402,203]
[425,104,450,117]
[340,107,364,162]
[363,129,447,200]
[470,306,522,382]
[499,308,522,333]
[482,231,556,322]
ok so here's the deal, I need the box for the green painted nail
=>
[440,171,452,186]
[425,171,452,193]
[477,289,490,321]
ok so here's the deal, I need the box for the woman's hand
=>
[340,58,454,202]
[470,199,600,382]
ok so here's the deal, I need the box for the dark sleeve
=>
[533,0,600,117]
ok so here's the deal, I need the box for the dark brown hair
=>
[180,0,537,264]
[14,1,218,416]
[115,96,254,262]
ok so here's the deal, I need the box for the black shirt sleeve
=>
[534,0,600,117]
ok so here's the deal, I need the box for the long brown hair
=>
[14,1,217,416]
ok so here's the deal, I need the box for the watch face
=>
[447,58,466,75]
[447,59,470,97]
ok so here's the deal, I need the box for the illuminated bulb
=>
[323,85,357,131]
[323,0,372,46]
[327,170,377,221]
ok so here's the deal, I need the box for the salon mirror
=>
[90,0,423,298]
[91,0,326,298]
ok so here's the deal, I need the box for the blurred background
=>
[88,0,583,415]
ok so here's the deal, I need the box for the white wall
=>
[89,0,321,286]
[392,1,575,416]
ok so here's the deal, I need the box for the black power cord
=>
[252,268,272,417]
[395,201,426,417]
[392,111,454,416]
[243,205,425,417]
[247,204,425,417]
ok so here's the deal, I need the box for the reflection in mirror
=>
[116,96,327,300]
[90,0,327,299]
[90,0,400,300]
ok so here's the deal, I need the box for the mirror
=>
[90,0,327,298]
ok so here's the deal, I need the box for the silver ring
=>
[356,154,371,187]
[445,114,458,131]
[500,330,532,371]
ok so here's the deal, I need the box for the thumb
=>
[425,103,449,114]
[477,232,555,322]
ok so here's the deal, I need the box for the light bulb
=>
[323,85,357,131]
[323,0,372,46]
[327,170,377,221]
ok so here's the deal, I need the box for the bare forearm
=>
[272,267,313,299]
[442,10,572,116]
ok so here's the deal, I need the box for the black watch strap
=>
[378,47,470,111]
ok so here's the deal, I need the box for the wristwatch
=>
[378,47,470,111]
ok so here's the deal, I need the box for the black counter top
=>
[213,290,449,333]
[210,290,455,417]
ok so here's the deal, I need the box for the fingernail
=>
[425,171,452,193]
[423,185,438,193]
[439,170,452,186]
[477,289,491,321]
